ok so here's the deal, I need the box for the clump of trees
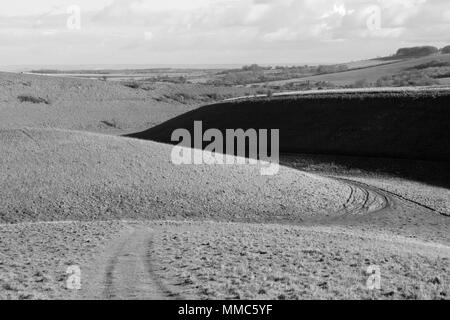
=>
[208,64,349,86]
[375,71,439,87]
[395,46,439,58]
[241,64,271,72]
[316,64,348,74]
[441,46,450,54]
[408,60,450,70]
[352,79,371,88]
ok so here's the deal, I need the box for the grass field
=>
[151,221,450,300]
[0,128,349,224]
[262,54,450,87]
[0,72,255,134]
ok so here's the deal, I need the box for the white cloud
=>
[245,3,271,23]
[0,0,449,66]
[144,31,154,41]
[262,27,297,42]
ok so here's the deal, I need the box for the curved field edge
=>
[280,154,450,216]
[0,128,352,224]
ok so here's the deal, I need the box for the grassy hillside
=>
[0,72,255,134]
[0,128,348,223]
[131,89,450,162]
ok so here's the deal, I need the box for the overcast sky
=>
[0,0,449,67]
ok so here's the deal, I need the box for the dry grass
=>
[264,53,450,86]
[0,128,349,224]
[0,72,255,134]
[150,221,450,300]
[1,218,449,300]
[0,220,127,300]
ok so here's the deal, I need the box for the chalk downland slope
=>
[0,72,254,134]
[0,128,350,223]
[132,89,450,162]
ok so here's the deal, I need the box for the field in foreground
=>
[1,220,448,300]
[0,220,125,299]
[151,221,450,300]
[1,143,449,299]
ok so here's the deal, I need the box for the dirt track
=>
[77,178,390,300]
[78,223,176,300]
[72,177,449,300]
[1,173,448,299]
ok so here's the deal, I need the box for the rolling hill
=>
[0,72,254,134]
[0,128,349,223]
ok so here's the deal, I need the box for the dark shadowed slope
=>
[129,89,450,189]
[130,89,450,162]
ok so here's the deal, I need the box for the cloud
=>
[144,31,154,41]
[0,0,449,66]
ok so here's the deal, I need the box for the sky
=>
[0,0,449,67]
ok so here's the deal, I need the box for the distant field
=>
[343,59,402,70]
[132,89,450,162]
[263,54,450,86]
[25,68,222,83]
